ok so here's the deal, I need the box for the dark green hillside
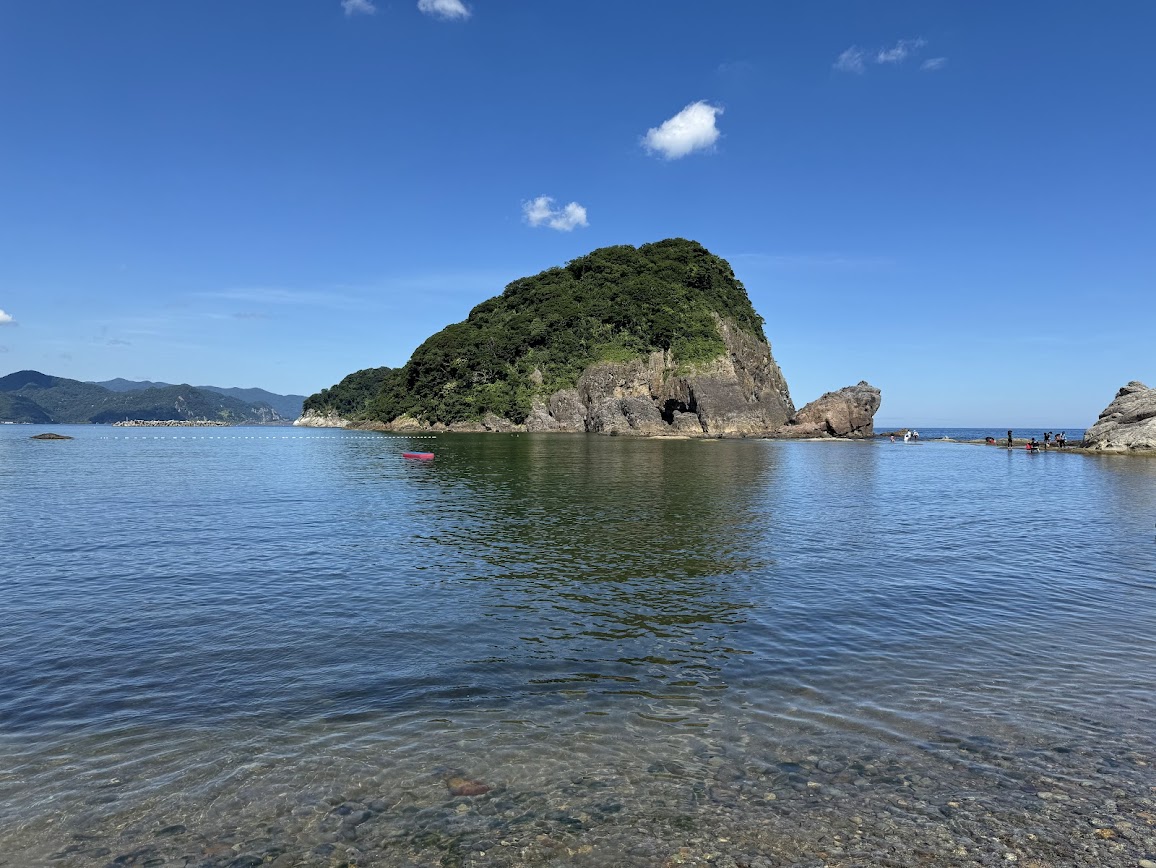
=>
[0,393,53,423]
[307,367,393,417]
[195,386,305,420]
[95,379,306,420]
[0,371,287,424]
[94,378,171,392]
[0,370,69,391]
[84,385,261,424]
[305,239,766,425]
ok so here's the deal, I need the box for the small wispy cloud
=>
[0,309,15,325]
[106,338,132,347]
[0,345,8,353]
[232,312,271,320]
[523,196,589,232]
[921,57,948,71]
[342,0,376,15]
[876,38,926,65]
[716,60,757,79]
[418,0,470,20]
[835,39,936,74]
[200,288,355,307]
[643,101,723,160]
[833,47,867,74]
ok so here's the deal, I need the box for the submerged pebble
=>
[446,776,492,797]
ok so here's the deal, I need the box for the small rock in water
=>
[30,432,73,440]
[446,776,491,796]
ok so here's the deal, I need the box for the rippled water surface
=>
[2,427,1155,867]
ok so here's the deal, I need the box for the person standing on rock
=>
[1044,431,1051,450]
[1007,430,1013,448]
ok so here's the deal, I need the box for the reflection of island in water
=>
[389,434,783,721]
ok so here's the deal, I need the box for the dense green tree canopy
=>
[305,239,767,425]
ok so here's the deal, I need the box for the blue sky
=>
[1,2,1152,426]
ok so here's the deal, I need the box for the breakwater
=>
[111,419,230,427]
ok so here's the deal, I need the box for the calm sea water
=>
[2,425,1155,867]
[883,426,1085,442]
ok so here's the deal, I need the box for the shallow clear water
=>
[2,426,1155,867]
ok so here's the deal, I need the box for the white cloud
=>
[417,0,470,20]
[921,57,948,71]
[342,0,376,15]
[522,196,589,232]
[833,47,867,74]
[0,309,14,325]
[642,101,723,160]
[876,38,927,65]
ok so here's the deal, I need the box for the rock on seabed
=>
[1083,381,1156,451]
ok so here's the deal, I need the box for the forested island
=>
[302,239,879,437]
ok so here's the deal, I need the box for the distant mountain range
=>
[0,370,300,425]
[94,379,304,421]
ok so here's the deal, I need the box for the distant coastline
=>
[112,420,231,427]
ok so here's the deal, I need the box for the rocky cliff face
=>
[1083,381,1156,451]
[249,403,287,425]
[776,381,882,438]
[556,317,794,436]
[356,316,796,437]
[294,408,350,428]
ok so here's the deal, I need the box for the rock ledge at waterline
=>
[293,409,351,428]
[1082,381,1156,451]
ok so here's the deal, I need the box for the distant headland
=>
[0,370,300,426]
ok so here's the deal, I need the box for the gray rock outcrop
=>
[294,408,350,428]
[523,316,795,436]
[1083,381,1156,451]
[526,389,587,432]
[776,381,882,438]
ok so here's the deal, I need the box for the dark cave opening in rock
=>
[660,397,696,425]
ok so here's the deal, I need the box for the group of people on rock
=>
[1010,430,1067,452]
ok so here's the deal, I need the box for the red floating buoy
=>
[402,451,435,460]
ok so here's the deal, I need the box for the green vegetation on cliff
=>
[305,238,767,425]
[307,367,394,418]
